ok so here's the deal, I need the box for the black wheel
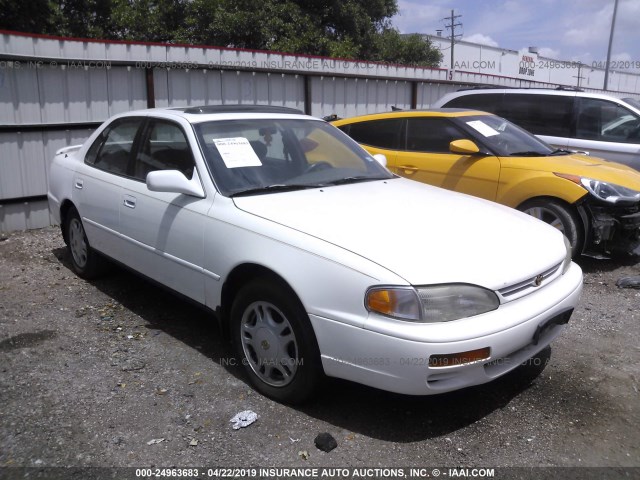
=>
[518,199,583,257]
[231,279,323,404]
[64,208,106,279]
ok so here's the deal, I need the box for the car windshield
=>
[457,114,556,157]
[194,119,393,196]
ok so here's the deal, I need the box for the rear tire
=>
[519,199,583,257]
[64,208,105,279]
[231,279,323,404]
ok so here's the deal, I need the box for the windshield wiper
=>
[549,148,572,156]
[231,176,388,196]
[230,184,322,197]
[509,151,546,157]
[322,176,387,186]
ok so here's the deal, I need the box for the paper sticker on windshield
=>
[466,120,500,137]
[213,137,262,169]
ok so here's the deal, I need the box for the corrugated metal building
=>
[1,30,639,232]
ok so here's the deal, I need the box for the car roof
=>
[114,105,313,123]
[332,108,492,124]
[174,105,304,115]
[444,88,633,102]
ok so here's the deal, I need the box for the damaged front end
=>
[579,200,640,258]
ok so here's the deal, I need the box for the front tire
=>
[519,198,583,257]
[64,208,105,279]
[231,279,323,404]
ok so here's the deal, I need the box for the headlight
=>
[416,284,499,322]
[366,284,499,323]
[562,235,572,274]
[365,287,421,321]
[554,173,640,205]
[580,178,640,204]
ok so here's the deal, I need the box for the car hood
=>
[233,178,566,290]
[503,153,640,190]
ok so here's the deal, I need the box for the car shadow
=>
[53,246,552,442]
[52,247,239,373]
[576,254,638,274]
[298,348,550,441]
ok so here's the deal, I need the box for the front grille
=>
[497,262,561,301]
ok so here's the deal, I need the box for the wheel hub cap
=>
[69,218,88,267]
[524,206,564,232]
[240,301,299,387]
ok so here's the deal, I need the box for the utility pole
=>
[444,9,462,74]
[573,62,585,88]
[604,0,619,90]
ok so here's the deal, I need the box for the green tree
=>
[374,30,443,67]
[182,0,441,65]
[109,0,188,42]
[0,0,442,67]
[0,0,55,34]
[49,0,114,38]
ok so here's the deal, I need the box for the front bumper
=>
[580,200,640,257]
[309,262,583,396]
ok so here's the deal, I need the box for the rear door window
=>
[575,97,640,143]
[499,94,574,137]
[86,118,144,176]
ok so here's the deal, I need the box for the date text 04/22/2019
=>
[592,60,640,70]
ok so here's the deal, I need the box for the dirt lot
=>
[1,227,639,475]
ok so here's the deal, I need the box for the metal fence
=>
[1,30,639,232]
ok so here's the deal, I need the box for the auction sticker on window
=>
[213,137,262,168]
[466,120,500,137]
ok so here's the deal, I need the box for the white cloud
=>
[463,33,498,47]
[392,0,452,34]
[612,52,631,62]
[564,28,592,46]
[538,47,560,59]
[562,0,639,63]
[392,0,640,68]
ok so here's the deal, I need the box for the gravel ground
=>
[0,227,639,474]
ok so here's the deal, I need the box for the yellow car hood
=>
[504,153,640,190]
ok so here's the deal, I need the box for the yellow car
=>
[333,110,640,258]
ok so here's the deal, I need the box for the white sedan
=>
[47,106,583,404]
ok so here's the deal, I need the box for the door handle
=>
[398,165,419,175]
[74,179,83,189]
[123,196,136,209]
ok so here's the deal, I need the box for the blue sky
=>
[392,0,640,67]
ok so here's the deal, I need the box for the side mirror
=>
[372,153,387,167]
[146,170,205,198]
[450,139,481,155]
